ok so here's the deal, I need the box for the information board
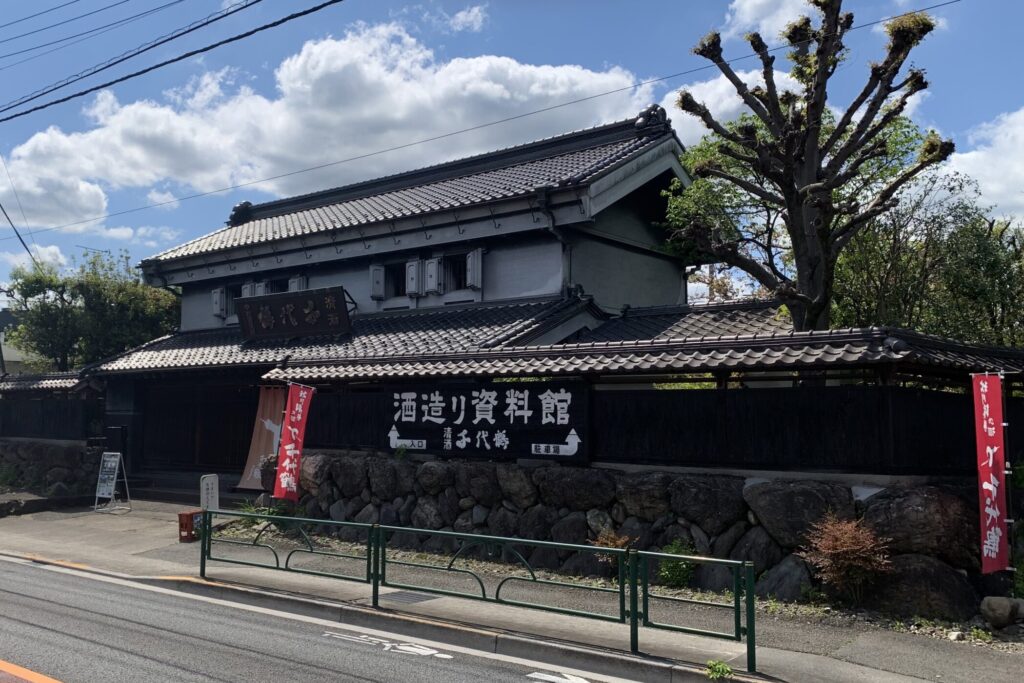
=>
[200,474,220,511]
[384,382,588,461]
[95,452,120,499]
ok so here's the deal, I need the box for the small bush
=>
[797,511,891,606]
[704,659,733,680]
[658,539,696,587]
[590,528,632,567]
[970,626,993,643]
[0,463,18,487]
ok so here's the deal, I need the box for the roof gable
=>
[145,105,683,266]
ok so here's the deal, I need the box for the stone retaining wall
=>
[0,438,102,498]
[263,450,993,621]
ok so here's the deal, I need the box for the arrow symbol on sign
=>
[527,673,590,683]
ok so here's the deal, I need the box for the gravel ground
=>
[211,518,1024,657]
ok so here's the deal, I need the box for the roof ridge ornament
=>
[634,104,669,136]
[228,200,253,226]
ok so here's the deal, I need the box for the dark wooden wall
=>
[0,397,104,441]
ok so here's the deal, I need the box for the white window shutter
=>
[370,265,385,300]
[288,274,307,292]
[211,287,226,317]
[241,282,256,298]
[466,248,483,290]
[406,260,422,297]
[253,282,267,297]
[424,257,442,294]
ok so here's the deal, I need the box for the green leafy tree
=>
[666,0,954,330]
[832,172,1024,346]
[3,251,179,371]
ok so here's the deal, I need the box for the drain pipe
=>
[535,185,572,297]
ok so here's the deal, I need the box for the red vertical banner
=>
[273,383,316,502]
[972,374,1009,574]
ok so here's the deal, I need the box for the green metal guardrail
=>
[199,509,757,673]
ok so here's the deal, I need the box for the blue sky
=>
[0,0,1019,282]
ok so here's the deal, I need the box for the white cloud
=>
[722,0,808,40]
[948,107,1024,215]
[134,226,182,248]
[0,244,67,269]
[146,189,180,210]
[660,69,802,146]
[449,5,487,32]
[1,22,650,231]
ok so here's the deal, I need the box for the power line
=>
[0,0,348,125]
[0,0,132,47]
[0,1,84,32]
[0,0,183,64]
[0,154,35,246]
[0,2,180,74]
[0,0,265,114]
[0,0,960,242]
[0,200,41,270]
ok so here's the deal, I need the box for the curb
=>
[6,553,765,682]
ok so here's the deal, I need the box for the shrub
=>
[590,528,632,567]
[704,659,733,680]
[797,511,891,606]
[0,463,18,487]
[658,539,696,587]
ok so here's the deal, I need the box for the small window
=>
[265,278,289,294]
[225,284,243,318]
[443,254,468,291]
[384,263,407,298]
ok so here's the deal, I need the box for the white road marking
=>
[323,631,454,658]
[528,672,591,683]
[0,555,636,682]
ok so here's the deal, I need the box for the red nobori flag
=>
[273,383,316,502]
[972,374,1009,574]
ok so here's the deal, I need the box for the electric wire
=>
[0,154,35,246]
[0,1,84,33]
[0,0,348,125]
[0,200,41,270]
[0,0,265,114]
[0,0,961,243]
[0,0,133,47]
[0,0,183,64]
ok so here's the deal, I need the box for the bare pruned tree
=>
[668,0,954,330]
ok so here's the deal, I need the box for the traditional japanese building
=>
[88,105,1024,484]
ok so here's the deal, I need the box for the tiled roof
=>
[0,372,81,392]
[261,328,1024,383]
[93,298,589,374]
[145,107,677,263]
[580,299,791,343]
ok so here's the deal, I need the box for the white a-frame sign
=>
[94,451,131,514]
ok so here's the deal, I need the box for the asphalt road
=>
[0,559,618,683]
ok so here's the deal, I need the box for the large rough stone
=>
[456,462,501,507]
[980,596,1022,629]
[659,524,693,549]
[551,512,589,546]
[586,509,613,536]
[366,458,399,500]
[471,504,489,527]
[712,521,748,558]
[863,486,978,570]
[690,525,710,555]
[411,497,445,530]
[416,461,453,495]
[755,554,813,602]
[330,456,367,498]
[533,467,616,511]
[729,526,784,576]
[488,507,519,538]
[353,503,379,525]
[379,503,399,526]
[328,500,347,522]
[668,475,746,536]
[394,461,416,497]
[616,472,671,522]
[618,517,653,550]
[45,467,70,484]
[399,495,416,525]
[743,480,855,548]
[496,464,537,509]
[439,487,461,526]
[299,453,334,495]
[453,510,475,533]
[519,504,558,540]
[259,453,278,492]
[867,554,978,621]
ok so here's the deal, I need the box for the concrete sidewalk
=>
[0,501,1019,682]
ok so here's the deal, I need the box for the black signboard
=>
[384,382,588,461]
[237,286,352,340]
